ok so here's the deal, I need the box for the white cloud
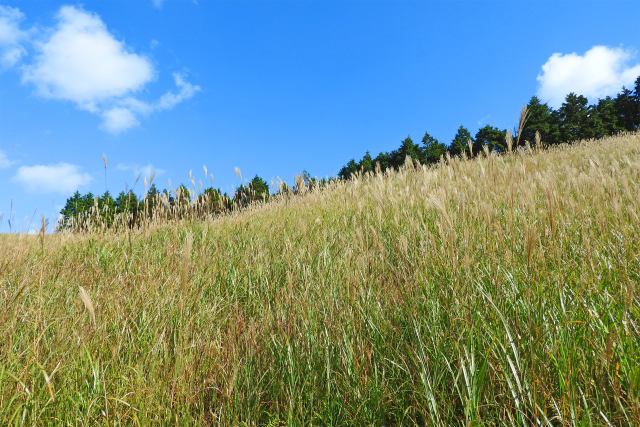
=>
[158,73,200,110]
[10,5,199,134]
[152,0,165,9]
[537,45,640,107]
[12,163,92,194]
[101,107,139,134]
[117,163,165,179]
[99,73,199,133]
[0,150,14,168]
[23,6,153,110]
[0,5,27,67]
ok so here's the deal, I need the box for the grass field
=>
[1,134,640,425]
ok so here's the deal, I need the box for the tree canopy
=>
[338,78,640,179]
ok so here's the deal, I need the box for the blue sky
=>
[1,0,640,232]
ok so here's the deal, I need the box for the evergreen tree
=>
[590,97,620,138]
[474,125,506,153]
[249,175,270,201]
[373,152,392,171]
[98,191,116,227]
[557,93,590,142]
[338,159,359,180]
[233,175,269,206]
[633,76,640,127]
[59,191,84,229]
[421,131,446,164]
[394,136,423,166]
[449,126,472,156]
[521,97,553,144]
[614,87,638,131]
[115,191,140,214]
[60,191,83,220]
[360,151,374,173]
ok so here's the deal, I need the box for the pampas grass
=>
[506,129,513,153]
[516,105,529,146]
[1,133,640,425]
[78,285,96,326]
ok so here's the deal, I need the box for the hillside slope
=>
[1,134,640,424]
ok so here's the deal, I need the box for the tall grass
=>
[1,133,639,424]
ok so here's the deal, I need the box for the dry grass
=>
[1,133,639,424]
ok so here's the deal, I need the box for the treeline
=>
[339,77,640,178]
[59,76,640,231]
[57,171,331,231]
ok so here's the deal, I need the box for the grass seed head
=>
[78,286,96,326]
[516,105,529,146]
[506,130,513,153]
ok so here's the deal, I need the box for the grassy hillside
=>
[1,134,639,425]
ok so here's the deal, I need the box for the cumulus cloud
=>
[0,150,14,168]
[17,5,199,133]
[537,45,640,107]
[12,163,92,194]
[0,5,27,67]
[23,6,153,110]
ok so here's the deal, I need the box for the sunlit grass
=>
[1,134,639,424]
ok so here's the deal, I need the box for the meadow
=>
[1,133,639,425]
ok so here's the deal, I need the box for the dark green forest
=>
[59,77,640,231]
[339,78,640,178]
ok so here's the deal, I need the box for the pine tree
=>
[474,125,506,153]
[394,136,422,166]
[449,126,472,156]
[360,151,373,173]
[421,131,446,164]
[615,87,638,131]
[557,93,590,142]
[521,97,553,144]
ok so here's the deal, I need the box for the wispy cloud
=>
[12,163,92,194]
[476,114,491,127]
[117,162,165,180]
[0,5,27,67]
[158,73,200,110]
[537,45,640,107]
[105,72,201,133]
[0,150,14,168]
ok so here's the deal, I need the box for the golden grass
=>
[1,133,639,424]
